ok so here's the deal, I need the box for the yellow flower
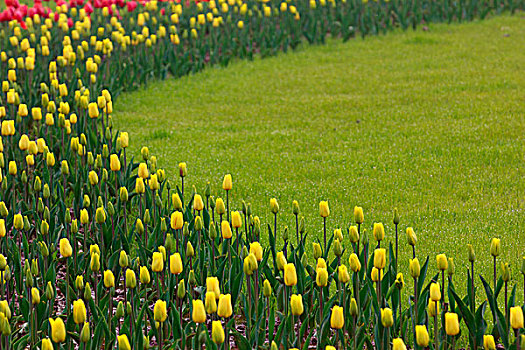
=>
[237,20,244,29]
[73,299,87,324]
[445,312,460,335]
[349,253,361,272]
[373,248,386,269]
[222,174,232,190]
[406,227,417,246]
[270,198,279,214]
[338,265,350,284]
[510,306,524,329]
[316,267,328,287]
[14,213,23,230]
[490,238,501,257]
[125,269,136,289]
[354,206,364,224]
[409,258,420,278]
[140,266,151,284]
[416,325,429,347]
[192,299,206,323]
[88,102,99,119]
[207,277,221,299]
[110,154,120,171]
[231,211,242,228]
[120,132,129,148]
[427,299,440,317]
[154,300,168,322]
[316,257,327,270]
[373,223,385,242]
[330,305,344,329]
[152,252,164,272]
[103,270,115,288]
[31,287,40,304]
[193,194,204,211]
[430,282,441,301]
[212,321,225,344]
[249,242,263,261]
[205,292,217,314]
[290,294,304,316]
[392,338,407,350]
[135,178,145,193]
[371,267,383,282]
[49,317,66,343]
[19,134,29,150]
[117,334,131,350]
[381,308,393,327]
[284,263,297,286]
[276,251,287,271]
[436,254,448,271]
[483,335,496,350]
[221,220,232,239]
[217,294,233,318]
[138,162,149,179]
[59,238,72,258]
[42,338,53,350]
[170,211,184,230]
[170,253,183,274]
[319,201,330,217]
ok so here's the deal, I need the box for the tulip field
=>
[0,0,524,347]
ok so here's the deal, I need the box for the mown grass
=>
[115,15,525,301]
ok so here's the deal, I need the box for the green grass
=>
[115,15,525,299]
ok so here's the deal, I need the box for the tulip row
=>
[1,0,524,107]
[0,71,523,350]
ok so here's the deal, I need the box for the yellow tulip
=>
[170,211,184,230]
[354,206,364,224]
[73,299,87,324]
[381,308,393,327]
[170,253,183,275]
[510,306,524,329]
[152,252,164,272]
[319,201,330,217]
[222,174,232,190]
[103,270,115,288]
[483,335,496,350]
[212,321,225,344]
[430,282,441,301]
[42,338,53,350]
[276,251,287,271]
[445,312,460,335]
[217,294,233,318]
[392,338,407,350]
[193,194,204,211]
[205,292,217,314]
[290,294,304,316]
[416,325,429,347]
[207,277,221,299]
[140,266,151,284]
[437,254,448,271]
[231,211,242,228]
[330,305,344,329]
[284,263,297,286]
[117,334,131,350]
[316,267,328,287]
[373,223,385,242]
[59,238,72,258]
[110,154,120,171]
[373,248,386,269]
[249,242,263,261]
[49,317,66,343]
[192,299,206,323]
[154,300,168,322]
[221,220,232,239]
[31,287,40,304]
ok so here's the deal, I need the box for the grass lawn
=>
[115,15,525,299]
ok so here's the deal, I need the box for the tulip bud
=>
[319,201,330,217]
[313,243,322,260]
[354,206,364,224]
[430,282,441,301]
[333,239,343,257]
[447,258,455,277]
[468,244,476,263]
[330,305,344,329]
[290,294,304,316]
[84,283,92,301]
[263,279,272,297]
[80,322,90,343]
[217,294,233,318]
[436,254,448,271]
[46,281,55,300]
[409,258,421,278]
[349,298,358,317]
[490,238,501,257]
[373,223,385,242]
[374,248,386,270]
[316,267,328,287]
[119,251,129,268]
[349,253,361,273]
[510,306,524,329]
[349,226,359,243]
[126,269,137,289]
[416,325,430,347]
[393,208,400,225]
[177,279,186,299]
[212,321,225,344]
[445,313,460,335]
[381,308,394,327]
[406,227,417,246]
[393,338,407,350]
[189,270,196,286]
[292,200,300,215]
